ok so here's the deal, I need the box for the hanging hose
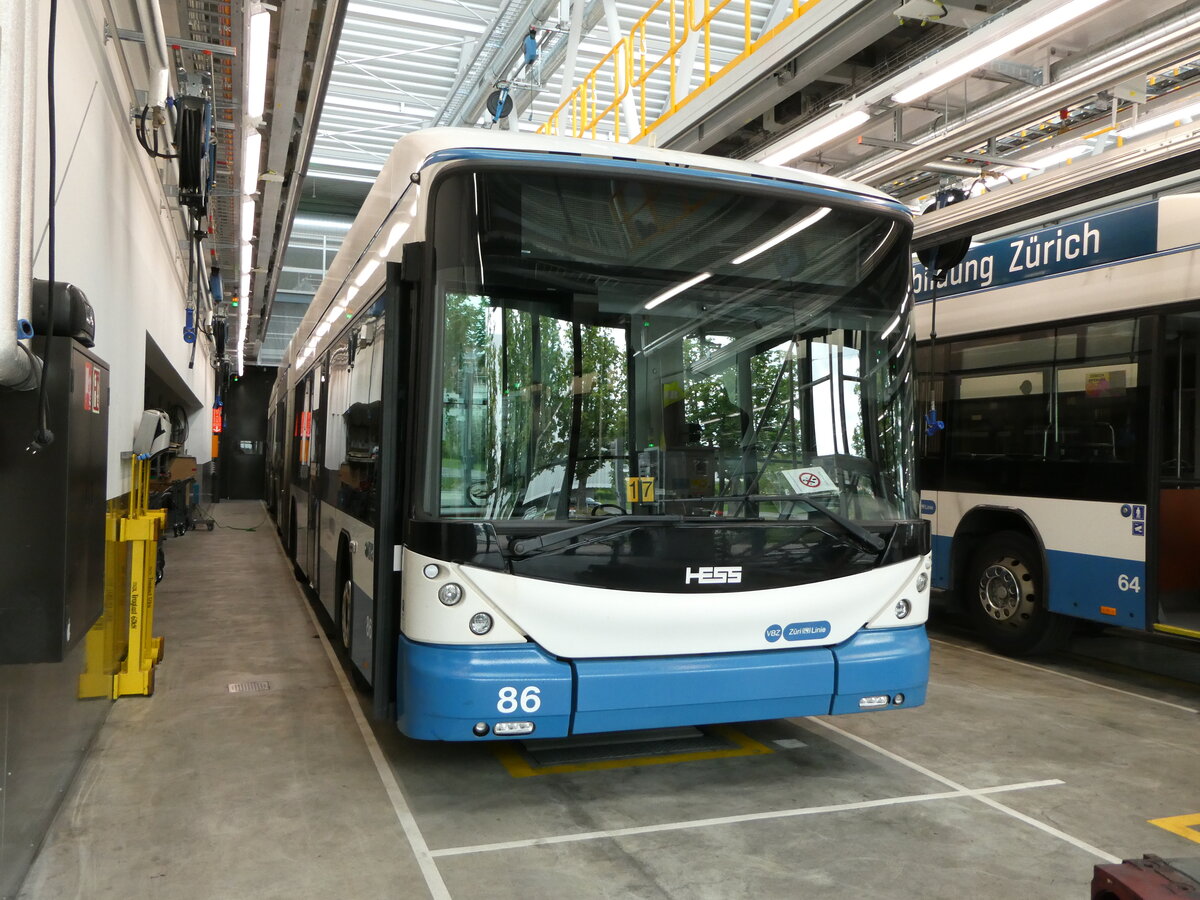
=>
[135,105,177,160]
[28,0,59,453]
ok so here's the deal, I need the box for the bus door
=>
[1155,311,1200,638]
[306,360,328,586]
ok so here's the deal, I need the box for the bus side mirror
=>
[399,241,425,286]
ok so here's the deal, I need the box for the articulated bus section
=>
[916,194,1200,653]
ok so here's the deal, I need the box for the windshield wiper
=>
[692,494,885,555]
[509,515,683,558]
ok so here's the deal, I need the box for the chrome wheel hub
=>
[979,563,1024,621]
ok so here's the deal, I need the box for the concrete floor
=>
[20,501,1200,899]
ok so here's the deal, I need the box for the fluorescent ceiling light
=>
[305,170,378,185]
[380,221,410,256]
[1022,144,1085,169]
[761,110,871,166]
[1116,100,1200,138]
[242,132,262,194]
[241,199,255,242]
[347,286,359,302]
[325,307,342,324]
[323,95,436,117]
[732,208,831,264]
[346,2,486,33]
[293,215,353,232]
[240,242,252,274]
[246,10,271,119]
[316,322,331,337]
[354,259,380,286]
[308,155,385,172]
[239,274,250,298]
[892,0,1115,105]
[644,272,711,310]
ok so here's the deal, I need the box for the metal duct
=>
[0,0,40,391]
[912,127,1200,249]
[845,6,1200,187]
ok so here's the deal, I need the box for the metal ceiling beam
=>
[658,0,895,152]
[256,0,351,353]
[454,0,565,126]
[842,6,1200,187]
[254,0,316,309]
[912,125,1200,249]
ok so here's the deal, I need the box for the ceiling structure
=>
[162,0,1200,366]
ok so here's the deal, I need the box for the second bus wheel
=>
[965,531,1072,656]
[339,575,353,651]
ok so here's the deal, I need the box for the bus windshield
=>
[427,167,915,526]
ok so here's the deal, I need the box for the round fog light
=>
[894,598,912,619]
[893,693,906,705]
[915,573,928,593]
[423,564,440,579]
[469,612,493,635]
[438,583,463,606]
[472,721,490,736]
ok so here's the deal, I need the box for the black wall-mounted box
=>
[31,279,96,347]
[0,337,109,664]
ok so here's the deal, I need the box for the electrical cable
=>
[191,505,270,532]
[28,0,59,453]
[135,105,177,159]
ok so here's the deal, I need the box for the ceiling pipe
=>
[0,0,41,391]
[132,0,171,108]
[844,6,1200,186]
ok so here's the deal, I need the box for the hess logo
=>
[685,566,742,585]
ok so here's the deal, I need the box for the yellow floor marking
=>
[1153,623,1200,639]
[492,725,773,777]
[1149,813,1200,844]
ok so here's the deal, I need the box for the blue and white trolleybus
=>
[267,128,930,739]
[917,195,1200,654]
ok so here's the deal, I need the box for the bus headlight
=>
[423,564,440,579]
[915,573,928,593]
[438,583,463,606]
[894,599,912,619]
[469,612,493,635]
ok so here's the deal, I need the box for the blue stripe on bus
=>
[1045,549,1146,628]
[394,627,929,740]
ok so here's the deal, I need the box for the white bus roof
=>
[283,128,906,372]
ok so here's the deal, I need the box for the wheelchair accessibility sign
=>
[1121,503,1146,537]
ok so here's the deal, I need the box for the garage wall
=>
[0,1,220,896]
[32,0,218,499]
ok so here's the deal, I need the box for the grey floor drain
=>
[228,681,271,693]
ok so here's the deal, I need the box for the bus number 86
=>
[497,686,541,713]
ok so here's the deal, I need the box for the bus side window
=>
[950,371,1048,460]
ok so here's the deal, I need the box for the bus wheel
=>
[965,531,1071,656]
[339,574,353,651]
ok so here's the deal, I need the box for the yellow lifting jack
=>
[112,454,166,697]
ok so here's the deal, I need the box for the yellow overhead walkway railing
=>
[539,0,822,144]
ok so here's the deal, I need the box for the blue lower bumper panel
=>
[396,627,929,741]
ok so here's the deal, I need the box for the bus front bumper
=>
[396,626,929,741]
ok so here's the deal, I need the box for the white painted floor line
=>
[430,779,1063,858]
[930,638,1199,714]
[806,717,1122,865]
[279,545,452,900]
